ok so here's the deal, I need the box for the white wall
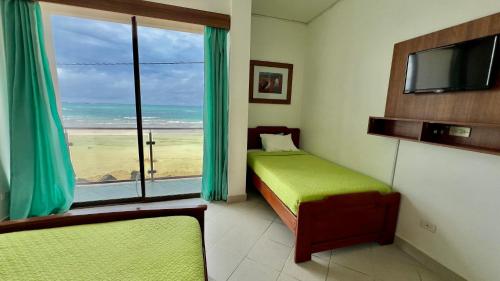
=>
[394,141,500,281]
[303,1,500,280]
[227,0,252,200]
[0,14,10,220]
[248,16,307,128]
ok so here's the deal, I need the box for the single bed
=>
[247,126,401,263]
[0,205,208,281]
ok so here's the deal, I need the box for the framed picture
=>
[249,60,293,104]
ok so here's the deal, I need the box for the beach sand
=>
[66,129,203,183]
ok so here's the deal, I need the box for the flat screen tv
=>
[404,35,498,94]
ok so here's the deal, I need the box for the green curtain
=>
[1,0,75,219]
[202,27,228,201]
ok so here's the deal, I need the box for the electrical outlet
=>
[420,219,437,233]
[449,126,471,137]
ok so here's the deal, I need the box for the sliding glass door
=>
[49,13,203,205]
[136,23,204,198]
[51,15,143,203]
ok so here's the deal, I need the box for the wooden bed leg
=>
[294,245,312,263]
[294,204,313,263]
[377,233,395,245]
[377,193,401,245]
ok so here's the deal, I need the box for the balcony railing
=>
[64,127,203,185]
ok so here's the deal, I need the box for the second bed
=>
[247,126,401,263]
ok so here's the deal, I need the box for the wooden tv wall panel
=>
[369,12,500,156]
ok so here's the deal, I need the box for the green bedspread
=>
[0,216,205,281]
[247,150,391,215]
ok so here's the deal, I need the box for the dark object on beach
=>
[76,178,89,184]
[100,174,117,182]
[131,171,140,180]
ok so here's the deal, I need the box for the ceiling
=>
[252,0,340,23]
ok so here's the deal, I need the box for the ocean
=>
[62,103,203,128]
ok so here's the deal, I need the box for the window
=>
[49,11,204,203]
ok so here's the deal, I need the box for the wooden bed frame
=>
[247,126,401,262]
[0,204,209,281]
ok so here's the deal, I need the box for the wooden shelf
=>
[368,117,422,141]
[368,117,500,156]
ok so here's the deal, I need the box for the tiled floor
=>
[75,191,444,281]
[203,192,444,281]
[74,177,201,202]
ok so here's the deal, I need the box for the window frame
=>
[39,3,205,207]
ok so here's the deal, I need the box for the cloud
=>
[137,25,203,62]
[57,65,136,104]
[51,15,204,106]
[52,16,133,64]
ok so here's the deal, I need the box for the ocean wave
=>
[61,103,203,128]
[63,119,203,128]
[155,120,202,124]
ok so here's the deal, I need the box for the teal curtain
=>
[1,0,75,219]
[202,27,228,201]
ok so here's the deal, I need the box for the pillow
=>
[260,133,299,152]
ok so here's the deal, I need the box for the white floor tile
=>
[206,245,246,281]
[247,236,292,271]
[331,244,374,275]
[215,217,272,255]
[327,264,373,281]
[205,217,234,249]
[247,201,278,221]
[372,261,421,281]
[282,248,330,281]
[216,227,263,255]
[418,269,444,281]
[371,245,422,281]
[371,244,421,267]
[277,273,301,281]
[273,217,285,225]
[313,249,332,262]
[205,202,227,217]
[263,221,295,247]
[228,258,280,281]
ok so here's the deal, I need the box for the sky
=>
[51,15,204,106]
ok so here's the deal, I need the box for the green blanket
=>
[247,150,391,215]
[0,216,205,281]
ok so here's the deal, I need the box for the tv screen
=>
[404,35,498,94]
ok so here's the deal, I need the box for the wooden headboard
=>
[247,126,300,149]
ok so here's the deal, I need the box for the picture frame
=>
[249,60,293,104]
